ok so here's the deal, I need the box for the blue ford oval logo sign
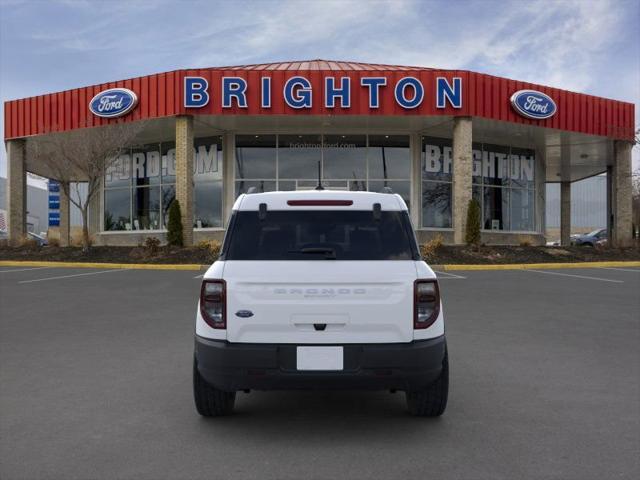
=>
[89,88,138,118]
[235,310,254,318]
[510,89,556,120]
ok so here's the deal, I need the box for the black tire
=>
[405,349,449,417]
[193,359,236,417]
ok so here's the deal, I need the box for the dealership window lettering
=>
[422,137,537,231]
[106,144,220,181]
[104,138,223,231]
[424,144,534,182]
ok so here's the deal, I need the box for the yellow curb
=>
[0,260,207,271]
[441,261,640,271]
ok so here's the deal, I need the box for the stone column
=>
[222,133,235,227]
[175,115,194,246]
[560,181,571,246]
[6,139,27,245]
[59,182,70,247]
[452,117,473,244]
[610,141,633,247]
[409,133,422,229]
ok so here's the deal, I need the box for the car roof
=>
[234,190,408,211]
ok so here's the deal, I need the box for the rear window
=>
[223,210,419,261]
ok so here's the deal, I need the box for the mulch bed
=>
[0,245,217,265]
[1,244,638,265]
[423,245,640,265]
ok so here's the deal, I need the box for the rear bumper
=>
[194,335,446,392]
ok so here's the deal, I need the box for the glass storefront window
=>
[194,136,222,183]
[161,142,176,184]
[105,153,131,188]
[104,188,131,231]
[422,137,452,182]
[482,143,510,187]
[483,186,509,230]
[369,180,411,211]
[369,135,410,179]
[425,136,537,232]
[161,185,175,228]
[421,137,452,227]
[235,135,277,179]
[132,143,161,187]
[509,147,535,189]
[510,188,535,231]
[194,181,223,228]
[322,134,366,179]
[422,181,452,228]
[278,134,322,179]
[133,186,161,230]
[104,136,223,232]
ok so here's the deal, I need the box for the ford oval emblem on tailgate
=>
[235,310,254,318]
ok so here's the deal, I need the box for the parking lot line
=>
[525,269,624,283]
[193,274,204,279]
[0,267,53,273]
[433,270,466,279]
[18,269,127,284]
[597,267,640,273]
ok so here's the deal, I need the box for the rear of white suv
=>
[193,190,448,416]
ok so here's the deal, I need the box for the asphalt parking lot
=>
[1,264,639,480]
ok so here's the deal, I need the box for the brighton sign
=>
[510,89,557,120]
[89,88,139,118]
[183,75,464,110]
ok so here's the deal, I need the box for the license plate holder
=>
[296,346,344,371]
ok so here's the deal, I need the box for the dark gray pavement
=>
[1,265,639,480]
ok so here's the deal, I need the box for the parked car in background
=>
[571,229,607,247]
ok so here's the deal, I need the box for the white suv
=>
[193,190,448,416]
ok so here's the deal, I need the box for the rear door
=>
[224,260,416,344]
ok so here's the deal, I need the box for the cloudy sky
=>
[1,0,638,179]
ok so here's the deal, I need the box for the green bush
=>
[167,200,183,247]
[465,199,481,246]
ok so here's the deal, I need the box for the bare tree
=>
[27,122,143,251]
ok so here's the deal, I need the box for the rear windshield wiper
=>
[287,247,337,259]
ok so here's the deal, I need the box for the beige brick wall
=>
[175,116,194,246]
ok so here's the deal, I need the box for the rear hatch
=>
[220,205,420,344]
[224,261,416,344]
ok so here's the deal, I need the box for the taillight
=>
[200,279,226,329]
[414,279,440,329]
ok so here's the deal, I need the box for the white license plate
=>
[296,346,344,371]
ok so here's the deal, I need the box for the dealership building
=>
[3,60,636,246]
